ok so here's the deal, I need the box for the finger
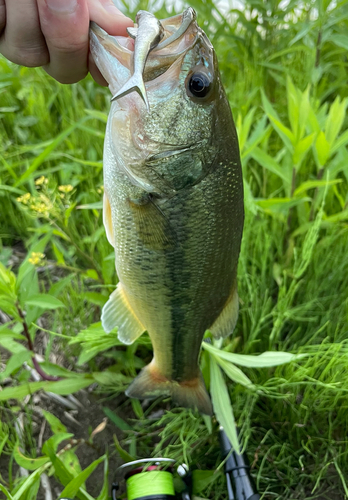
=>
[37,0,90,84]
[87,0,133,36]
[88,53,108,86]
[0,0,48,67]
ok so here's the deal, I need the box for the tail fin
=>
[125,362,212,415]
[111,74,149,110]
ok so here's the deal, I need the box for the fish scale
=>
[90,8,244,414]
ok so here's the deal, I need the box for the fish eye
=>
[187,70,213,99]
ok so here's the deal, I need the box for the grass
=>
[1,0,348,498]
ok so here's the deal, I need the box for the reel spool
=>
[112,458,177,500]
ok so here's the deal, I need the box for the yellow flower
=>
[97,185,104,194]
[16,193,31,204]
[29,194,52,217]
[58,185,74,193]
[35,176,48,186]
[28,252,45,266]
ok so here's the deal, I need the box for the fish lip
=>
[146,143,198,162]
[153,7,196,52]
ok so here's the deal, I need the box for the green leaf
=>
[294,203,323,279]
[13,446,50,471]
[0,261,16,291]
[12,465,50,500]
[42,440,77,496]
[286,76,299,138]
[41,434,96,500]
[42,410,67,434]
[84,269,100,281]
[0,297,19,319]
[330,34,348,50]
[96,455,109,500]
[293,133,315,167]
[261,90,294,151]
[192,470,218,495]
[214,357,255,389]
[84,109,108,123]
[25,293,65,310]
[113,434,135,463]
[82,292,107,307]
[238,108,256,152]
[242,116,269,160]
[331,129,348,154]
[0,483,13,500]
[325,96,347,146]
[289,22,312,46]
[250,147,290,183]
[38,361,84,378]
[0,350,32,381]
[42,433,74,455]
[0,335,27,354]
[203,342,306,368]
[294,179,342,196]
[210,356,240,454]
[0,433,8,456]
[103,407,132,431]
[49,274,74,297]
[52,242,66,265]
[315,131,331,167]
[16,234,51,292]
[256,197,310,216]
[45,377,94,395]
[14,116,92,186]
[60,450,83,480]
[0,378,93,401]
[298,85,311,140]
[93,371,128,387]
[59,456,106,499]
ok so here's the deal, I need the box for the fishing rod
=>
[61,427,260,500]
[219,427,260,500]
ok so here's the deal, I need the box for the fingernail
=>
[46,0,77,13]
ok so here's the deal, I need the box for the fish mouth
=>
[89,9,202,98]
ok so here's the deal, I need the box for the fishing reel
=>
[110,429,260,500]
[111,458,192,500]
[61,428,260,500]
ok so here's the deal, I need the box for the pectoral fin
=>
[101,283,145,344]
[128,196,176,250]
[103,193,115,248]
[209,285,239,339]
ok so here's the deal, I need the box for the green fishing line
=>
[126,470,175,499]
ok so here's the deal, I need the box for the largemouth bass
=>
[90,8,244,415]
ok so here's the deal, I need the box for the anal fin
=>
[101,283,145,344]
[209,285,239,339]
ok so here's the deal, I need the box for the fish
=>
[89,8,244,415]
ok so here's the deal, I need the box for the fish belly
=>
[114,157,243,382]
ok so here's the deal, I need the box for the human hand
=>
[0,0,133,84]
